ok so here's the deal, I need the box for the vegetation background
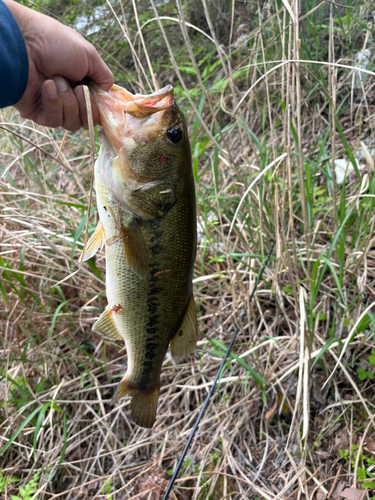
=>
[1,0,375,498]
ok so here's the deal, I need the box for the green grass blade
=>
[33,403,51,459]
[0,404,50,458]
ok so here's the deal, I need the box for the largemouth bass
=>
[82,83,197,428]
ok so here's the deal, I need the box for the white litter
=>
[354,49,371,87]
[334,159,364,185]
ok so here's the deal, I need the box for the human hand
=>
[4,0,113,131]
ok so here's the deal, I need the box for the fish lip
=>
[128,85,174,115]
[91,84,174,117]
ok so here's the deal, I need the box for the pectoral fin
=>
[170,294,198,362]
[92,306,123,341]
[121,220,149,278]
[127,183,175,219]
[81,222,105,262]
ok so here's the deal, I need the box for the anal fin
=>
[92,306,123,341]
[113,376,159,429]
[81,222,105,262]
[170,294,198,362]
[121,220,149,279]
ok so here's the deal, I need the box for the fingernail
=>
[54,76,69,92]
[45,80,57,100]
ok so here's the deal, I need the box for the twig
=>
[223,431,273,492]
[284,466,322,500]
[327,465,342,499]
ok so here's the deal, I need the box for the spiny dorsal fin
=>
[170,293,198,362]
[92,306,123,341]
[121,220,149,279]
[81,221,105,262]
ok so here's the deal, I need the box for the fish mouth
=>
[90,83,174,151]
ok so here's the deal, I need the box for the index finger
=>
[74,85,101,129]
[85,44,114,92]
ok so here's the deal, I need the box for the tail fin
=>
[131,385,160,428]
[112,378,160,429]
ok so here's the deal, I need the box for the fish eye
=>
[167,126,183,144]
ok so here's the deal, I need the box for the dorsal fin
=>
[170,294,198,361]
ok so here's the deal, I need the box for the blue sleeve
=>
[0,0,29,108]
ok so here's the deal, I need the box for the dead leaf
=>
[339,487,365,500]
[265,395,278,423]
[333,429,349,452]
[365,438,375,452]
[136,464,168,500]
[332,481,346,500]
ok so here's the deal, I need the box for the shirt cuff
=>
[0,0,29,108]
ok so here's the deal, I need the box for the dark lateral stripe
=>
[139,360,154,389]
[145,342,157,360]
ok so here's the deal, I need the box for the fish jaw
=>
[91,84,174,151]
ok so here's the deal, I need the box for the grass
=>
[1,0,375,498]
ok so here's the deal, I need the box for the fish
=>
[81,83,198,428]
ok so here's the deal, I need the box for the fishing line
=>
[162,240,276,500]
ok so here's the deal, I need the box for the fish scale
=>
[81,83,198,428]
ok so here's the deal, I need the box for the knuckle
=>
[66,122,81,132]
[87,43,98,57]
[39,116,63,128]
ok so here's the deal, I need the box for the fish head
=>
[92,83,192,215]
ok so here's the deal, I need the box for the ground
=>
[1,0,375,499]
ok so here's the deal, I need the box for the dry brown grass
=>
[1,0,375,499]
